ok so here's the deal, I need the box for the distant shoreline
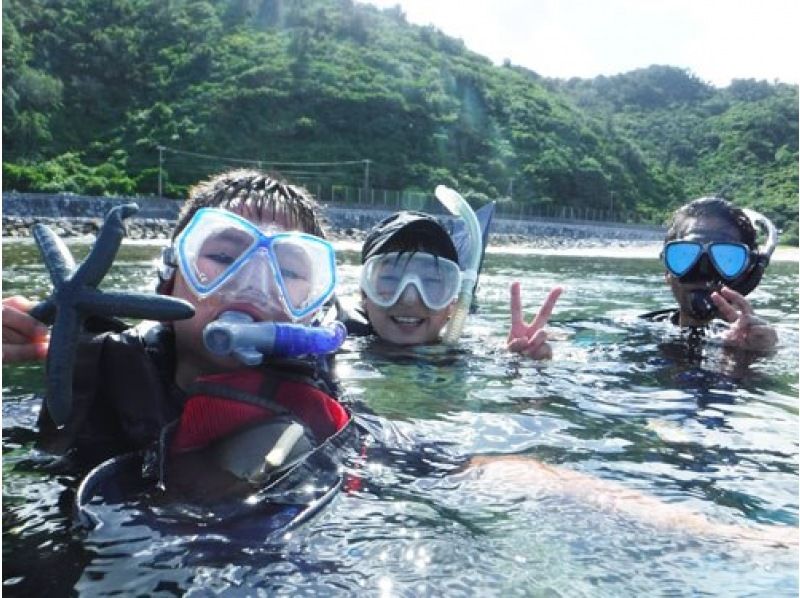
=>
[4,215,797,262]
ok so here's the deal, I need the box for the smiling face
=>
[362,284,455,346]
[666,215,744,326]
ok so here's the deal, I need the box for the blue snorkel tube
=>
[203,311,347,366]
[434,185,482,344]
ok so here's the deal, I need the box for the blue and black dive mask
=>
[663,241,752,282]
[662,208,778,320]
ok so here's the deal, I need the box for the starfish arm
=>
[72,203,139,288]
[32,223,75,286]
[44,307,81,427]
[76,290,195,321]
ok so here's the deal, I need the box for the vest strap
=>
[183,381,290,415]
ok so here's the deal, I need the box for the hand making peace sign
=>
[506,282,563,360]
[711,286,778,352]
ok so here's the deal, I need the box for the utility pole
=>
[508,178,514,200]
[363,159,371,203]
[157,145,165,197]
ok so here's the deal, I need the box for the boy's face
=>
[170,204,310,379]
[363,288,454,346]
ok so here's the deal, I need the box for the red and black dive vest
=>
[66,324,357,528]
[162,366,353,504]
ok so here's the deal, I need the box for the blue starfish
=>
[29,203,195,426]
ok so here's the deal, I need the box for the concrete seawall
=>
[2,192,665,245]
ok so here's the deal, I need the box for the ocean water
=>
[2,238,798,596]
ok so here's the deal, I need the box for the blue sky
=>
[360,0,799,87]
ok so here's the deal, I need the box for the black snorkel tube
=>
[29,204,196,426]
[687,289,717,322]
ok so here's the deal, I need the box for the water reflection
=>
[2,241,797,595]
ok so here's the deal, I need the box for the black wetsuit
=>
[37,323,184,466]
[336,300,374,337]
[45,318,464,533]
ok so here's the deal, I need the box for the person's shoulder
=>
[79,321,176,375]
[83,320,165,346]
[335,296,373,337]
[639,308,679,325]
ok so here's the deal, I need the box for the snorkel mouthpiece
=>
[203,311,346,366]
[688,289,717,321]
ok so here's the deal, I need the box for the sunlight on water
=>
[2,240,798,595]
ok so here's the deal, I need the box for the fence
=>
[305,184,663,226]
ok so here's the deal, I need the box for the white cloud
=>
[360,0,799,86]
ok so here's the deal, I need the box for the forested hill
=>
[549,68,798,240]
[3,0,797,239]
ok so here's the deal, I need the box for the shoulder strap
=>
[259,359,339,397]
[183,381,290,415]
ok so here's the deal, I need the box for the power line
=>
[160,145,366,168]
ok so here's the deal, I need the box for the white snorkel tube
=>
[716,207,779,298]
[742,208,778,260]
[435,185,482,345]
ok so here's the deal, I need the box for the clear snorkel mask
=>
[662,207,778,321]
[172,208,337,322]
[360,251,463,311]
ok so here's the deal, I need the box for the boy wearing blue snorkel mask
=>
[647,196,778,352]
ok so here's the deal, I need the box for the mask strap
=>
[156,246,176,294]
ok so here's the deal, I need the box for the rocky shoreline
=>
[3,192,670,250]
[2,215,173,240]
[2,214,663,250]
[1,215,369,242]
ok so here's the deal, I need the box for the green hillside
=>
[551,67,798,241]
[3,0,797,240]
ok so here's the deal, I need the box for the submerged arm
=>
[468,455,796,547]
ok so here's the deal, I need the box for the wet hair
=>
[665,196,756,248]
[173,169,326,240]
